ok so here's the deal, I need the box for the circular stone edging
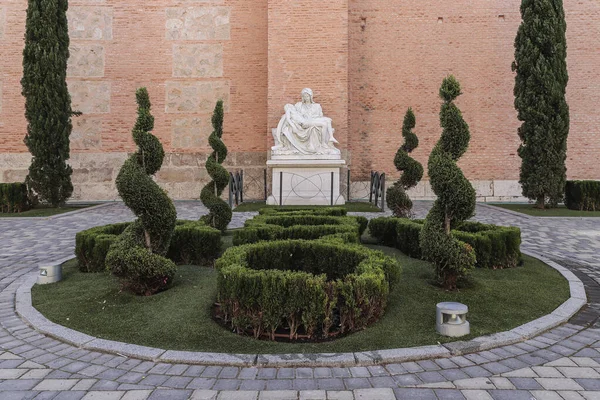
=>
[15,250,587,368]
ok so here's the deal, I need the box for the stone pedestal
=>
[267,159,346,205]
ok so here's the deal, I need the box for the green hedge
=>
[76,220,221,272]
[216,239,401,340]
[0,183,30,213]
[565,180,600,211]
[233,214,366,245]
[369,217,521,269]
[258,207,348,216]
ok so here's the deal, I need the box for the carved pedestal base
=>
[267,159,346,206]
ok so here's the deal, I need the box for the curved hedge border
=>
[233,213,367,246]
[76,220,221,272]
[258,207,348,216]
[216,239,401,340]
[565,180,600,211]
[369,217,521,269]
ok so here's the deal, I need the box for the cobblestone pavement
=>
[1,201,599,399]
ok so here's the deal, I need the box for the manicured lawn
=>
[32,244,569,354]
[233,201,383,213]
[490,203,600,217]
[0,204,95,218]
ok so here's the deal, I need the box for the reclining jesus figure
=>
[272,88,340,155]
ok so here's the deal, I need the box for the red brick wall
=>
[0,0,598,199]
[0,0,268,155]
[267,0,349,150]
[348,0,600,181]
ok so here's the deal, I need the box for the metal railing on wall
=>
[228,170,244,208]
[346,169,386,211]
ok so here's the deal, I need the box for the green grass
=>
[32,244,569,354]
[233,201,383,213]
[0,204,95,218]
[490,203,600,217]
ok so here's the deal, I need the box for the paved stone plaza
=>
[1,201,599,400]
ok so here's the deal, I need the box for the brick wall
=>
[0,0,598,200]
[348,0,600,183]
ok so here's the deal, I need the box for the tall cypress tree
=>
[21,0,75,207]
[513,0,569,208]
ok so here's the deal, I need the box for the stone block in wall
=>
[68,7,113,40]
[166,7,230,40]
[0,154,32,172]
[71,117,103,150]
[236,152,268,166]
[171,117,211,149]
[69,152,127,170]
[166,153,207,168]
[68,44,104,77]
[473,180,493,197]
[0,82,2,114]
[72,183,118,201]
[69,81,110,114]
[165,81,229,113]
[2,169,28,183]
[155,167,206,183]
[493,180,523,198]
[173,44,223,78]
[0,7,5,40]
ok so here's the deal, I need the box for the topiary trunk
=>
[513,0,569,208]
[106,88,177,296]
[200,100,232,230]
[386,108,424,217]
[21,0,75,207]
[419,76,476,290]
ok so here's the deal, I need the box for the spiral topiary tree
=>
[200,100,232,231]
[419,76,476,290]
[105,88,177,296]
[386,108,424,217]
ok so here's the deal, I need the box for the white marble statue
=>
[272,88,341,156]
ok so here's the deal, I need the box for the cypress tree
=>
[513,0,569,208]
[386,108,424,217]
[21,0,75,207]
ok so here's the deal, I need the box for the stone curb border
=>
[479,203,600,221]
[477,203,533,220]
[15,251,587,368]
[4,202,115,221]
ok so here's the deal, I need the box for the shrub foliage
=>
[77,221,221,273]
[105,88,177,295]
[233,213,366,245]
[21,0,75,206]
[513,0,569,208]
[565,181,600,211]
[369,217,521,269]
[386,108,424,217]
[419,76,476,290]
[0,183,30,213]
[216,239,401,340]
[200,100,232,231]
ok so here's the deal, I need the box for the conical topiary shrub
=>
[106,88,177,295]
[419,76,476,290]
[386,108,424,217]
[200,100,232,231]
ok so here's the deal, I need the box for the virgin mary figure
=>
[272,88,340,155]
